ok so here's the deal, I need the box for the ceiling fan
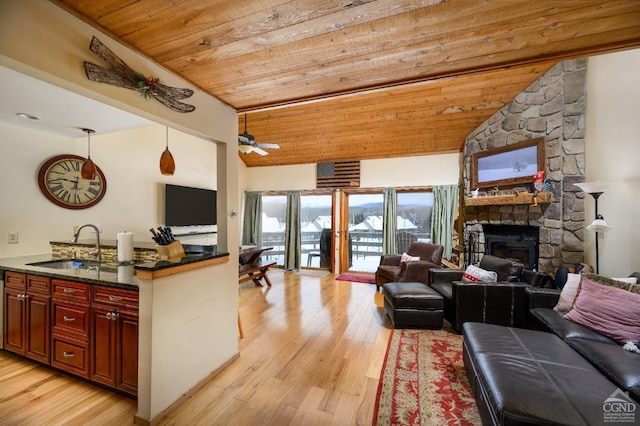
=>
[238,114,280,156]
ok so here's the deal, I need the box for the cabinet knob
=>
[63,352,76,358]
[63,316,76,323]
[106,312,120,320]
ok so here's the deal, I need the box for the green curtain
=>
[284,191,301,271]
[431,184,458,260]
[242,191,262,246]
[382,187,397,254]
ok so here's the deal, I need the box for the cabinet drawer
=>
[52,280,90,303]
[92,287,138,311]
[5,271,26,290]
[27,274,51,295]
[52,301,90,339]
[51,335,90,378]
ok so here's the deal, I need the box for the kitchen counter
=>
[0,251,229,291]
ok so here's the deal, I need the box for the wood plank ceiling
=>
[53,0,640,167]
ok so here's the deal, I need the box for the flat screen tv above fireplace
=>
[165,184,217,226]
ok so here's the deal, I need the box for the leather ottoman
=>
[463,322,620,425]
[382,282,444,329]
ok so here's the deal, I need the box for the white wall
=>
[585,49,640,276]
[243,153,460,191]
[0,123,217,258]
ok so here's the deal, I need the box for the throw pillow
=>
[582,273,639,294]
[462,265,498,283]
[553,273,581,313]
[564,276,640,344]
[400,253,420,264]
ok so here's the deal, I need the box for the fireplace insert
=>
[483,224,539,271]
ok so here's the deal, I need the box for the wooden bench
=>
[239,260,277,286]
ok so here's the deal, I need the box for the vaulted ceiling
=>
[53,0,640,167]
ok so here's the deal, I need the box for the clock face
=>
[37,154,107,209]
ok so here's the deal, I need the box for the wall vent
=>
[316,160,360,188]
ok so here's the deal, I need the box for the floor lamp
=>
[574,181,612,274]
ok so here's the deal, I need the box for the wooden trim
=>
[135,255,229,280]
[471,137,546,189]
[133,352,240,426]
[465,192,551,206]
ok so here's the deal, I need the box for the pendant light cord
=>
[166,126,169,149]
[87,130,91,158]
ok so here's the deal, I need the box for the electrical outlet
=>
[8,232,18,244]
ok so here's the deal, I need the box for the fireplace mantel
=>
[465,192,551,207]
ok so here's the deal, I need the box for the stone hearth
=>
[462,60,588,274]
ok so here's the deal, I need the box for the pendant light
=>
[160,126,175,176]
[81,128,97,180]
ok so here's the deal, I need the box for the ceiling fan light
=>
[238,144,253,154]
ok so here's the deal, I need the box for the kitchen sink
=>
[27,259,102,270]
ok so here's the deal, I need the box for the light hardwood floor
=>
[0,269,392,425]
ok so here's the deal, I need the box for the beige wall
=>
[0,123,218,258]
[585,49,640,276]
[242,153,460,191]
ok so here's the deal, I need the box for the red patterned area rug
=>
[335,273,376,284]
[373,329,481,425]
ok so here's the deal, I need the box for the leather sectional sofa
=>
[429,255,551,333]
[462,274,640,425]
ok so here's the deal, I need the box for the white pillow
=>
[554,273,581,313]
[400,253,420,264]
[462,265,497,282]
[554,274,638,314]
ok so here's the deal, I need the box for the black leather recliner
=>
[430,255,551,333]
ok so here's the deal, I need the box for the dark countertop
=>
[0,251,229,291]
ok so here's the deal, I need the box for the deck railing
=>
[260,230,431,266]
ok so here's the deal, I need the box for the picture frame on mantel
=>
[471,137,546,189]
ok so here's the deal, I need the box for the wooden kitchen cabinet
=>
[91,286,139,396]
[3,272,50,364]
[51,279,91,378]
[3,270,139,396]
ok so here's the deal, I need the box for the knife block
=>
[156,240,185,260]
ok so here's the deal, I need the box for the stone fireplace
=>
[462,60,588,274]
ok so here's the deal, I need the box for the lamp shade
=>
[160,147,175,176]
[587,218,612,232]
[574,181,608,194]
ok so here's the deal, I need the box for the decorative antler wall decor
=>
[84,36,195,113]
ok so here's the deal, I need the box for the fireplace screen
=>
[483,225,539,270]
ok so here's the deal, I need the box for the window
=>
[396,191,434,252]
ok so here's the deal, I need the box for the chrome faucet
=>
[73,224,101,263]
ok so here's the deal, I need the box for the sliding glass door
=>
[260,192,334,270]
[340,191,384,273]
[261,194,286,266]
[300,193,333,270]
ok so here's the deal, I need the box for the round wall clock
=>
[37,154,107,209]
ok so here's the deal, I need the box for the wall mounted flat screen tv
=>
[165,184,217,226]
